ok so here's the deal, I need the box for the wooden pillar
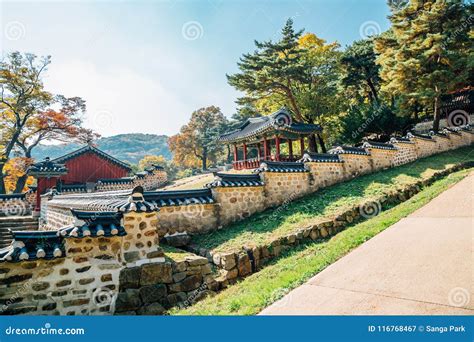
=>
[288,139,293,159]
[263,138,268,160]
[275,136,281,161]
[300,137,305,156]
[243,143,248,167]
[257,143,262,159]
[35,178,43,212]
[233,145,238,163]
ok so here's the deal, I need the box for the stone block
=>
[115,289,141,312]
[185,255,208,266]
[220,253,236,270]
[119,267,140,289]
[139,284,167,304]
[140,262,173,285]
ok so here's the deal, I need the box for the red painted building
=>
[33,145,132,192]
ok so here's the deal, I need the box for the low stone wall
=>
[116,253,216,315]
[306,162,346,190]
[367,148,397,171]
[339,153,373,177]
[211,186,266,226]
[0,207,164,315]
[412,136,437,158]
[156,204,219,237]
[0,195,33,217]
[392,141,418,166]
[189,162,473,286]
[261,172,312,208]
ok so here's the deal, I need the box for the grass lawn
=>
[173,167,472,315]
[192,146,474,254]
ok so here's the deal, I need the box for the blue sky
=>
[0,0,391,137]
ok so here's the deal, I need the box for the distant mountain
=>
[32,133,171,165]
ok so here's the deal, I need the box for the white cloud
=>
[43,60,190,137]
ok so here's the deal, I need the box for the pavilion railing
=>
[232,155,300,170]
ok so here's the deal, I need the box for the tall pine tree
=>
[375,0,472,131]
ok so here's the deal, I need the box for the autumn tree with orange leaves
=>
[169,106,227,170]
[0,52,97,194]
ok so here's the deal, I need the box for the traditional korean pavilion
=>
[219,108,322,170]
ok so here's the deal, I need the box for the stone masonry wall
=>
[339,154,373,178]
[116,253,216,315]
[306,162,346,191]
[368,149,397,171]
[156,204,219,237]
[211,186,266,226]
[261,172,312,208]
[413,138,437,158]
[0,210,163,315]
[392,142,417,166]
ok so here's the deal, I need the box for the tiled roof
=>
[0,193,26,201]
[444,127,463,135]
[27,158,68,177]
[60,184,88,193]
[389,136,414,144]
[460,125,474,134]
[0,230,65,262]
[97,177,134,184]
[207,172,264,187]
[430,131,450,139]
[329,146,370,155]
[143,189,215,207]
[59,210,126,238]
[256,161,308,173]
[407,132,435,141]
[299,153,342,163]
[51,145,132,171]
[145,164,164,172]
[361,141,397,150]
[219,108,322,143]
[48,189,157,213]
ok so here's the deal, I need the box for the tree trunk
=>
[14,174,28,193]
[226,145,231,163]
[308,134,318,153]
[433,96,441,132]
[201,149,208,171]
[0,163,6,194]
[317,133,327,153]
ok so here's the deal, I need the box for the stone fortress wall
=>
[0,126,472,315]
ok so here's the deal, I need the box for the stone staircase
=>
[0,216,39,248]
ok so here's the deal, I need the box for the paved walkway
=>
[261,173,474,315]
